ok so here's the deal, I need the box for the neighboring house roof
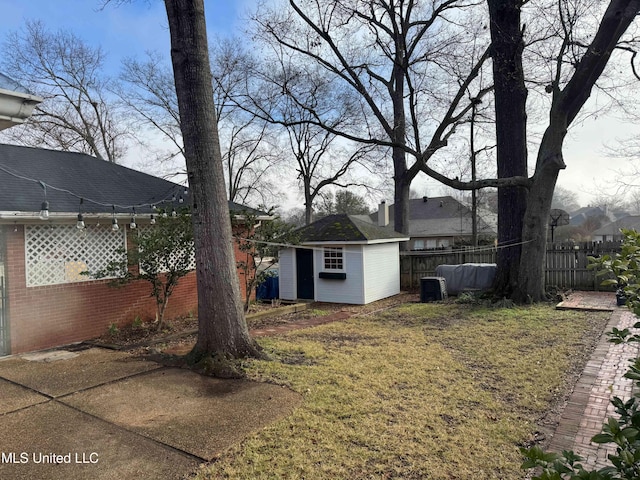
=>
[297,214,409,244]
[369,196,496,237]
[0,143,267,220]
[592,216,640,237]
[569,206,608,226]
[568,205,629,226]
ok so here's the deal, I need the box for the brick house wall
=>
[3,223,255,355]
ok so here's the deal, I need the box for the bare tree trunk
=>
[487,0,529,297]
[512,0,640,302]
[164,0,261,360]
[393,151,411,250]
[514,129,564,302]
[304,184,314,225]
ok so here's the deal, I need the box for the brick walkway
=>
[549,305,640,468]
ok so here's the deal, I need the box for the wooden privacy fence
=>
[400,241,623,291]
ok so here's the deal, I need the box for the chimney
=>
[378,200,389,227]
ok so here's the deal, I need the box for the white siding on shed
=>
[362,243,401,304]
[315,245,365,304]
[278,248,296,301]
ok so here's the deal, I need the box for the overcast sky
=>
[1,0,638,209]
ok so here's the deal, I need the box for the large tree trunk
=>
[304,180,314,225]
[487,0,529,297]
[164,0,261,360]
[512,0,640,302]
[391,50,411,247]
[515,139,564,302]
[393,143,410,245]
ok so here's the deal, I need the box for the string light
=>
[111,205,119,231]
[38,181,49,220]
[0,161,192,232]
[130,208,137,230]
[76,198,85,229]
[0,161,188,215]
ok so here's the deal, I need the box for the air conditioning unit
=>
[419,277,448,303]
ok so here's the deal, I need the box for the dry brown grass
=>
[192,302,608,480]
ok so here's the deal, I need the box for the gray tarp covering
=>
[435,263,497,295]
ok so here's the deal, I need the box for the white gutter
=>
[0,212,150,223]
[233,214,275,222]
[0,87,43,131]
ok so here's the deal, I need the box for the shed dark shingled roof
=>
[297,214,408,242]
[0,143,263,216]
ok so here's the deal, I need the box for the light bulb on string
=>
[76,198,85,229]
[111,205,119,231]
[38,181,49,220]
[39,201,49,220]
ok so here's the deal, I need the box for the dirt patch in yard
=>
[90,293,418,353]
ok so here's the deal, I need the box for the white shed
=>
[279,214,409,304]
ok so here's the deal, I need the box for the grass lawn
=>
[193,302,608,480]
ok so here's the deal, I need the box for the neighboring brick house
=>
[0,143,268,355]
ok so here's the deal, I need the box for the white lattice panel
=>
[137,225,196,272]
[25,224,127,287]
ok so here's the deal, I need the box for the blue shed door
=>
[296,248,314,300]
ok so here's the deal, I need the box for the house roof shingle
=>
[592,216,640,236]
[0,143,264,217]
[369,196,496,237]
[297,214,409,243]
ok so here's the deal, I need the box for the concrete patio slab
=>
[61,368,303,461]
[0,348,161,397]
[0,378,48,414]
[0,401,199,480]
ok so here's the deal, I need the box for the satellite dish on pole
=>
[549,209,570,242]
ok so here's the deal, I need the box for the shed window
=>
[323,247,344,270]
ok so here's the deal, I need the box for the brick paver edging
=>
[548,308,640,468]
